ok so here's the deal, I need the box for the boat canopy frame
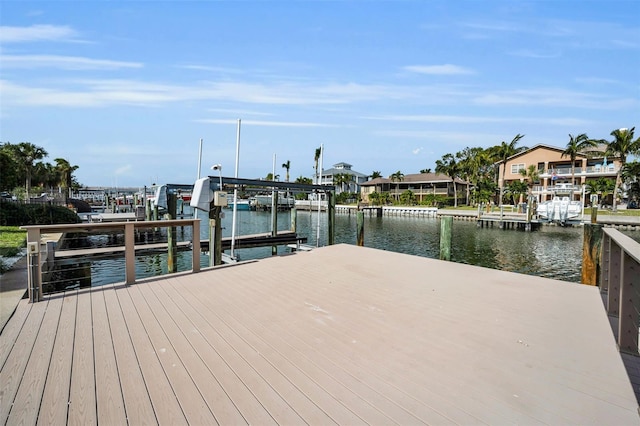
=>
[210,176,335,194]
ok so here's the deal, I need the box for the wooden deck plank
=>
[142,278,302,425]
[67,288,97,425]
[236,265,561,424]
[211,267,482,425]
[125,282,218,425]
[91,285,127,424]
[38,292,77,425]
[6,296,62,424]
[101,283,157,425]
[115,283,188,425]
[134,280,249,425]
[0,300,47,424]
[158,278,341,425]
[135,277,276,426]
[0,299,31,369]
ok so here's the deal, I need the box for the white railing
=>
[22,219,201,302]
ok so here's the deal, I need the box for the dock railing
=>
[22,219,201,302]
[599,228,640,355]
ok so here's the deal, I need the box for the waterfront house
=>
[360,172,468,205]
[496,144,621,205]
[318,162,368,194]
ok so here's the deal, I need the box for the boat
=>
[227,197,252,211]
[536,184,583,224]
[250,193,295,210]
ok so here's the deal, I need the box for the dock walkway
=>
[1,244,638,424]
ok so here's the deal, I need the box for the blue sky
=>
[1,0,638,188]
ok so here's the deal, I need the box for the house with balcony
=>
[497,144,620,204]
[318,162,368,194]
[360,172,468,205]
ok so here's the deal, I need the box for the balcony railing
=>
[539,165,618,176]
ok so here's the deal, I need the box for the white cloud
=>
[0,24,79,43]
[403,64,475,75]
[195,118,339,128]
[114,164,133,176]
[412,147,423,155]
[1,55,143,70]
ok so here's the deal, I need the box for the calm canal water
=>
[79,207,639,287]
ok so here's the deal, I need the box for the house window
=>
[510,163,525,174]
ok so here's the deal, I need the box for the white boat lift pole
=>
[230,119,241,259]
[195,138,203,219]
[316,144,323,247]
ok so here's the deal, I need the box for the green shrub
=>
[0,200,80,226]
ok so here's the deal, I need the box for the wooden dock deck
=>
[1,244,638,424]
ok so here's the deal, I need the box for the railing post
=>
[124,222,136,284]
[618,251,640,355]
[607,240,622,316]
[600,232,611,293]
[192,219,200,273]
[25,227,42,302]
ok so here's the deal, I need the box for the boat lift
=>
[191,176,336,266]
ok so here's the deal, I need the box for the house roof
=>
[322,167,368,178]
[362,173,467,186]
[502,143,610,163]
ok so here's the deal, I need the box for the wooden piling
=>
[591,206,598,224]
[290,207,297,233]
[208,205,222,266]
[440,216,452,261]
[166,193,178,273]
[328,191,335,245]
[581,223,602,285]
[356,211,364,246]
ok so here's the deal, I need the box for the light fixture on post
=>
[211,164,223,190]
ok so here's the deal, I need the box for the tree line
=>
[384,127,639,209]
[0,142,80,201]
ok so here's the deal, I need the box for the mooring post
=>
[290,207,297,233]
[145,198,152,221]
[356,211,364,246]
[124,222,136,284]
[581,222,602,285]
[591,204,598,224]
[328,191,336,245]
[440,216,452,261]
[209,203,222,266]
[271,191,278,256]
[166,193,178,273]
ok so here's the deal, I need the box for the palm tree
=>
[506,180,528,206]
[389,170,404,202]
[54,157,79,201]
[519,164,540,204]
[605,127,640,211]
[586,177,616,208]
[9,142,48,200]
[281,160,291,182]
[420,168,432,174]
[491,134,526,206]
[314,147,322,184]
[265,172,280,181]
[561,133,598,188]
[622,161,640,204]
[435,153,460,207]
[333,173,350,193]
[370,170,382,179]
